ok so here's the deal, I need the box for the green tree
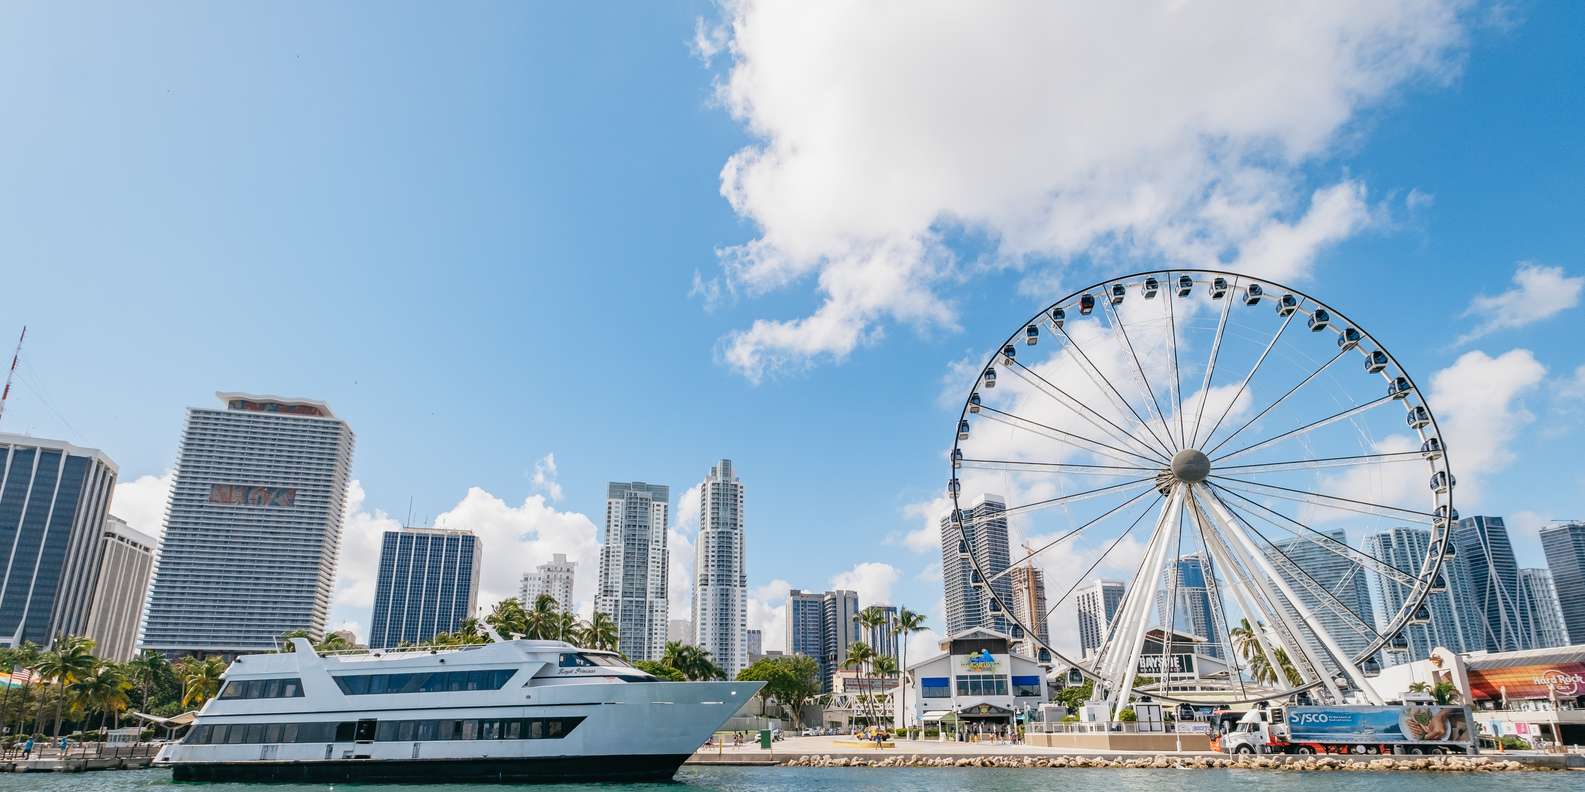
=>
[68,662,131,731]
[1056,678,1093,712]
[662,642,724,681]
[172,656,227,709]
[581,612,619,652]
[31,636,98,737]
[523,595,560,640]
[487,598,530,639]
[633,660,685,681]
[736,655,820,728]
[126,650,168,715]
[893,608,926,727]
[1408,680,1460,705]
[842,641,877,725]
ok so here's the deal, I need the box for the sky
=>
[1,2,1582,659]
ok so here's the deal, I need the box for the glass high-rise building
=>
[83,515,156,662]
[0,433,118,648]
[866,604,899,659]
[940,493,1011,635]
[1451,515,1533,652]
[1266,528,1377,663]
[1010,565,1049,658]
[142,393,355,656]
[692,460,747,678]
[1518,568,1568,649]
[1539,522,1585,644]
[1363,526,1479,662]
[596,481,669,662]
[367,527,480,649]
[1156,555,1223,658]
[786,588,825,665]
[822,589,860,689]
[1075,579,1124,659]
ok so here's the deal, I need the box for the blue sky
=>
[1,2,1581,651]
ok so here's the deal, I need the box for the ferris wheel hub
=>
[1170,448,1211,483]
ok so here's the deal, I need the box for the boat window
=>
[182,716,586,744]
[559,653,599,668]
[217,677,307,700]
[332,669,515,695]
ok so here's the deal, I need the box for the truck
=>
[1218,704,1475,756]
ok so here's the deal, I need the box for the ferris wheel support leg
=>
[1088,499,1170,701]
[1190,492,1322,694]
[1109,486,1185,721]
[1196,484,1385,705]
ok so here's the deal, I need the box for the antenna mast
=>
[0,326,23,429]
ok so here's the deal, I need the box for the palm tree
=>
[68,663,131,732]
[488,598,530,639]
[31,636,97,737]
[172,656,227,709]
[126,650,168,715]
[582,612,618,652]
[523,595,560,640]
[662,642,724,681]
[893,609,926,729]
[1408,680,1460,705]
[871,654,899,726]
[853,608,889,672]
[842,641,876,725]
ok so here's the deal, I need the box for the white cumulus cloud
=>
[747,578,792,653]
[110,469,173,539]
[1456,262,1583,345]
[701,0,1469,380]
[830,561,902,606]
[531,453,564,502]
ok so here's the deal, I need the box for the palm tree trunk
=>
[898,636,908,731]
[52,680,66,739]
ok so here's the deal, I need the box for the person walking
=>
[22,736,33,759]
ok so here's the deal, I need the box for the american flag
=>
[4,668,34,686]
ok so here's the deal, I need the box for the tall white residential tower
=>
[692,459,747,677]
[84,515,156,662]
[520,553,576,612]
[141,393,355,656]
[596,481,668,662]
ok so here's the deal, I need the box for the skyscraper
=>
[693,459,747,678]
[142,394,354,656]
[1155,555,1223,658]
[0,433,118,648]
[1363,526,1479,661]
[1518,568,1569,649]
[823,589,860,690]
[367,527,481,649]
[83,515,155,662]
[940,493,1011,635]
[596,481,669,662]
[1451,515,1533,652]
[1009,565,1049,658]
[1539,521,1585,644]
[866,604,899,659]
[786,588,824,661]
[1266,529,1377,663]
[1075,579,1124,659]
[746,628,763,663]
[520,553,576,612]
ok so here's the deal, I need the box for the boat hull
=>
[170,753,693,783]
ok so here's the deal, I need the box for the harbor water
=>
[0,766,1574,791]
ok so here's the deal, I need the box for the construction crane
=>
[0,326,23,429]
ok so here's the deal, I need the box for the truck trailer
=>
[1219,704,1474,755]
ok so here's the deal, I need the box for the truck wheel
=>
[1408,747,1424,755]
[1295,746,1315,755]
[1234,745,1255,755]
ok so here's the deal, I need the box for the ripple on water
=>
[0,766,1572,792]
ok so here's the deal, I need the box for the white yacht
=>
[155,637,761,783]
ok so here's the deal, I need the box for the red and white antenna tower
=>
[0,326,24,429]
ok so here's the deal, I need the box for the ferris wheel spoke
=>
[976,478,1158,526]
[1211,395,1395,466]
[1195,303,1301,454]
[976,405,1167,467]
[1187,276,1237,449]
[1004,358,1172,464]
[1202,348,1347,458]
[1197,484,1382,703]
[1218,499,1383,642]
[1100,297,1181,458]
[1054,326,1178,460]
[1213,451,1424,475]
[1189,490,1315,691]
[1209,474,1434,521]
[986,487,1157,587]
[1207,482,1420,588]
[1041,492,1162,624]
[958,458,1159,476]
[1165,277,1187,449]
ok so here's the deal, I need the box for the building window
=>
[920,677,950,698]
[954,674,1007,696]
[1011,675,1042,698]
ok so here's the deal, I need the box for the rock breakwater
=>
[779,754,1549,772]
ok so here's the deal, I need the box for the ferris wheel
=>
[947,269,1455,715]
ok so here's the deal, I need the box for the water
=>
[0,767,1572,791]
